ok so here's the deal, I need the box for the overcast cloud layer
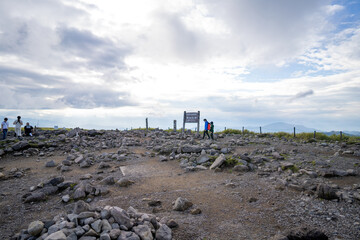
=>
[0,0,359,131]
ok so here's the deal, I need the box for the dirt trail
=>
[0,144,358,239]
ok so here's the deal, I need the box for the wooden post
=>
[293,127,296,137]
[314,131,316,139]
[173,120,177,132]
[225,127,227,131]
[340,131,342,140]
[183,111,186,133]
[146,118,148,133]
[197,111,200,134]
[242,126,244,134]
[260,126,262,134]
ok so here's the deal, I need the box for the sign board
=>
[183,111,200,133]
[185,112,199,123]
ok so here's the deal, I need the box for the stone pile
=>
[21,176,112,204]
[12,201,173,240]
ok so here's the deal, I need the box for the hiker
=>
[203,119,210,139]
[24,122,34,136]
[1,118,9,140]
[13,116,23,137]
[210,121,214,140]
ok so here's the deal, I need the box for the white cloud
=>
[0,0,359,130]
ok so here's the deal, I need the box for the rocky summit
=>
[0,128,359,239]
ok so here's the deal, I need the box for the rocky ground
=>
[0,128,360,240]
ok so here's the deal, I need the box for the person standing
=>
[13,116,23,137]
[202,119,210,139]
[210,121,214,140]
[24,122,34,136]
[1,118,9,140]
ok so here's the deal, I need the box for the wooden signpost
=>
[183,111,200,133]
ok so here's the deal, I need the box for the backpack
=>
[207,123,211,130]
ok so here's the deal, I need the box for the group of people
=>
[203,119,214,140]
[1,116,34,140]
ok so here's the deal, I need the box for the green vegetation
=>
[281,164,299,173]
[208,156,217,162]
[223,156,244,167]
[217,128,255,135]
[215,128,360,143]
[224,157,238,167]
[131,127,157,131]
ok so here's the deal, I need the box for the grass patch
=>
[208,156,217,162]
[217,128,255,135]
[214,128,360,143]
[281,164,299,173]
[223,157,239,167]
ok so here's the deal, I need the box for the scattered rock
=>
[156,224,172,240]
[233,165,249,172]
[148,200,162,207]
[28,220,44,236]
[44,230,67,240]
[190,208,202,215]
[173,197,193,211]
[45,160,56,167]
[117,178,134,187]
[100,176,115,185]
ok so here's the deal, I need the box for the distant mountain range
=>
[255,122,360,136]
[261,122,316,133]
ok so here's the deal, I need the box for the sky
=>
[0,0,359,132]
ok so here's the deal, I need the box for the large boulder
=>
[12,141,29,151]
[110,207,133,229]
[24,192,46,203]
[210,154,226,169]
[197,153,210,164]
[44,230,67,240]
[181,145,202,153]
[48,176,65,186]
[132,225,153,240]
[118,231,140,240]
[156,224,172,240]
[28,221,44,236]
[73,200,90,214]
[316,184,338,200]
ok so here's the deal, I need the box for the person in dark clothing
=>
[202,119,210,139]
[24,122,33,136]
[210,121,214,140]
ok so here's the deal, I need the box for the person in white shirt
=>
[13,116,23,137]
[1,117,9,140]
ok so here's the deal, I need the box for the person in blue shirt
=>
[203,119,210,139]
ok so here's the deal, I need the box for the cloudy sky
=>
[0,0,359,131]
